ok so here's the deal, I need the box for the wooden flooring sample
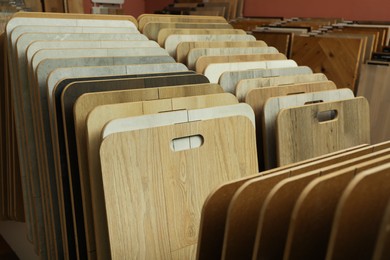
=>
[357,63,390,144]
[291,35,363,91]
[205,60,297,84]
[100,114,257,259]
[276,97,370,166]
[326,163,390,260]
[263,88,353,169]
[237,73,328,101]
[143,22,233,41]
[196,53,286,74]
[372,199,390,260]
[251,31,292,56]
[219,66,313,95]
[165,34,256,57]
[176,40,267,64]
[187,47,278,69]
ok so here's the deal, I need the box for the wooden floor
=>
[0,235,18,260]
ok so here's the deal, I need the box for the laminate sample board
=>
[357,63,390,144]
[196,143,378,260]
[158,28,246,46]
[263,88,353,169]
[195,53,286,74]
[284,150,390,260]
[143,22,233,41]
[276,97,370,166]
[236,73,328,101]
[137,14,227,32]
[326,163,390,260]
[291,35,363,91]
[219,66,313,96]
[187,46,279,69]
[205,60,298,84]
[100,112,258,259]
[176,40,267,64]
[165,34,256,57]
[251,31,292,56]
[372,199,390,260]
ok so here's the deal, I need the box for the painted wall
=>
[83,0,146,17]
[144,0,172,14]
[243,0,390,21]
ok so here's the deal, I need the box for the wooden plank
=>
[237,72,328,101]
[220,66,313,98]
[188,46,279,70]
[276,97,370,166]
[158,28,246,46]
[357,62,390,144]
[65,0,84,13]
[291,35,363,91]
[263,88,353,169]
[43,0,64,13]
[326,163,390,259]
[143,22,233,41]
[251,31,292,56]
[100,114,258,259]
[196,52,285,74]
[165,34,256,57]
[372,199,390,260]
[196,143,374,260]
[204,60,297,84]
[252,149,390,260]
[284,151,390,260]
[176,40,267,64]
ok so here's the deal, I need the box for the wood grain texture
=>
[143,22,232,41]
[219,66,313,96]
[263,88,353,169]
[138,14,227,32]
[100,116,258,259]
[291,35,363,91]
[251,31,292,56]
[187,47,278,69]
[276,97,370,166]
[165,34,256,57]
[43,0,64,13]
[176,40,267,64]
[65,0,84,13]
[236,72,328,101]
[357,63,390,144]
[326,163,390,260]
[197,144,374,260]
[196,53,285,74]
[79,85,225,259]
[342,25,388,51]
[230,18,280,31]
[284,151,390,260]
[372,199,390,260]
[158,28,246,46]
[205,60,297,84]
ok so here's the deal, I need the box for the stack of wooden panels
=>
[1,12,382,260]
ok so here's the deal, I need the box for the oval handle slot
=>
[317,109,338,122]
[287,91,305,95]
[305,99,323,105]
[170,134,204,152]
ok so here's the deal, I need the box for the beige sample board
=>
[100,108,258,259]
[195,53,286,74]
[219,66,313,95]
[158,28,246,46]
[165,34,256,57]
[205,60,298,84]
[143,22,233,41]
[263,88,355,169]
[186,46,278,69]
[176,40,267,64]
[276,97,370,166]
[236,73,328,101]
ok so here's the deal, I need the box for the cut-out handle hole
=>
[287,91,305,95]
[170,134,204,152]
[317,110,338,122]
[305,99,323,105]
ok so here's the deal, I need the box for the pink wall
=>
[144,0,172,14]
[243,0,390,21]
[83,0,146,17]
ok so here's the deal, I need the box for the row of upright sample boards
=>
[1,12,389,260]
